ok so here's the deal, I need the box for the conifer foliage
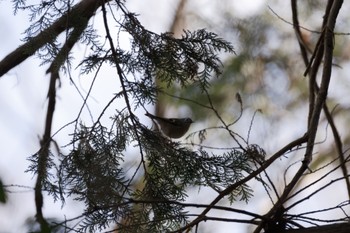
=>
[2,1,348,233]
[2,0,262,232]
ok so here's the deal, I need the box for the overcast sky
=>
[7,1,340,233]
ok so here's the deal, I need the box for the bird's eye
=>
[185,118,193,123]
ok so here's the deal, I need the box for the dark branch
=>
[0,0,108,77]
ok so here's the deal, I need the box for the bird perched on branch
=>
[145,112,193,138]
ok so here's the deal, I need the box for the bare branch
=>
[0,0,108,77]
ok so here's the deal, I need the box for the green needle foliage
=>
[11,0,266,232]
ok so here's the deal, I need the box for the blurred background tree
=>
[1,0,350,232]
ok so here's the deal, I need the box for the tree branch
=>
[0,0,108,77]
[173,134,308,233]
[254,1,343,232]
[281,222,350,233]
[35,70,59,231]
[292,0,350,199]
[22,0,110,230]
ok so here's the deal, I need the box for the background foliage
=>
[1,0,350,232]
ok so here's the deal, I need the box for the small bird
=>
[145,112,193,138]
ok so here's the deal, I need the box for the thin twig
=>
[253,1,343,232]
[173,134,308,233]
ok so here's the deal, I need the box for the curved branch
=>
[13,0,110,230]
[281,222,350,233]
[321,103,350,198]
[292,0,350,200]
[173,134,308,233]
[254,1,343,232]
[0,0,108,77]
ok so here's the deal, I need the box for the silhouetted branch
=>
[0,0,108,77]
